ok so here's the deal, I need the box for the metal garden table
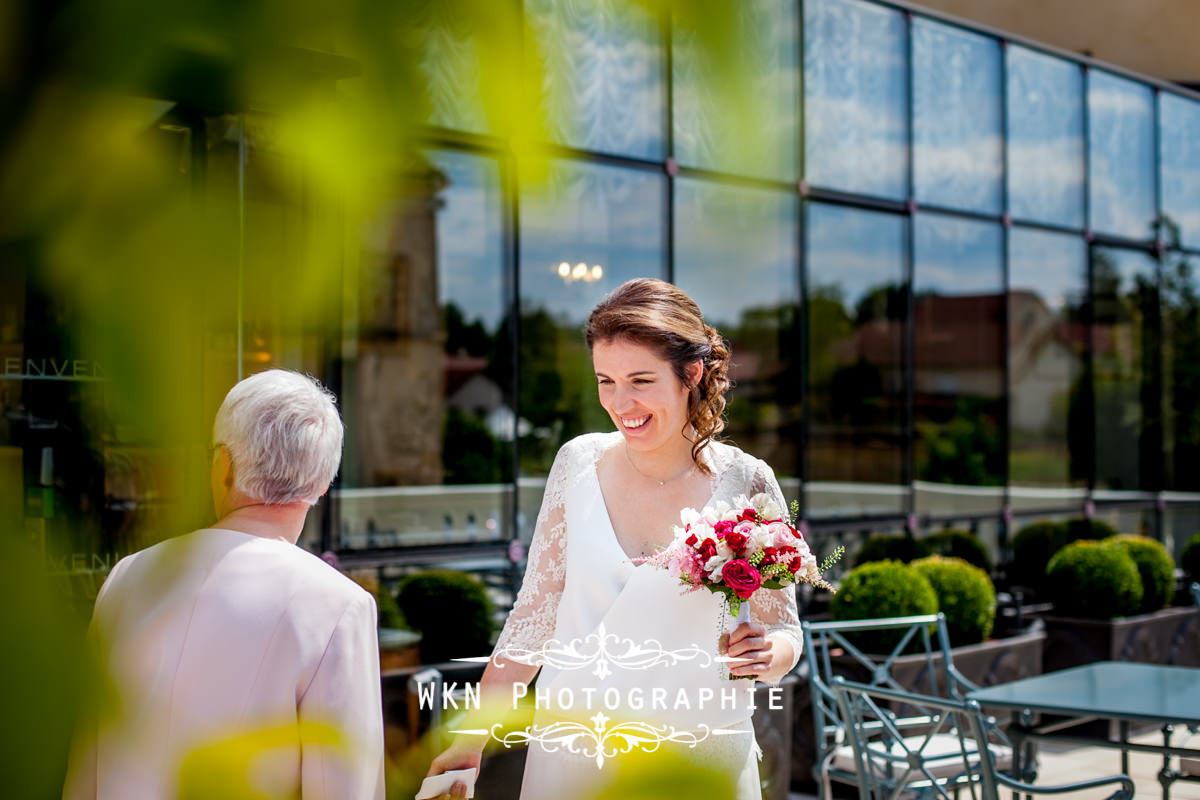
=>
[969,662,1200,800]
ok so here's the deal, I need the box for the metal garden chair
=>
[831,678,1134,800]
[801,614,1015,800]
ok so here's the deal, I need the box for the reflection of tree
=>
[1090,247,1161,490]
[1158,214,1200,490]
[917,398,1003,486]
[853,283,905,326]
[442,407,504,483]
[443,302,492,357]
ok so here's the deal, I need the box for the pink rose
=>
[713,520,735,539]
[767,521,796,547]
[721,559,763,600]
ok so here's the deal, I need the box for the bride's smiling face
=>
[592,337,701,452]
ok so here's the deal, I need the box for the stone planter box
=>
[791,629,1047,790]
[1042,605,1200,674]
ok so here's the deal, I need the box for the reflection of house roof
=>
[914,294,1004,368]
[444,352,489,396]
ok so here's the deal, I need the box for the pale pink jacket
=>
[62,528,385,800]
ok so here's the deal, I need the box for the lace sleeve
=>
[492,442,573,658]
[748,458,804,679]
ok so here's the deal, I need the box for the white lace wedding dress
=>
[491,432,804,800]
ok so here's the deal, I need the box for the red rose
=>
[787,556,804,574]
[721,559,763,600]
[738,508,757,522]
[714,520,735,539]
[699,538,718,560]
[760,546,778,566]
[725,530,749,552]
[685,533,698,547]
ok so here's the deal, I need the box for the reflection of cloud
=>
[807,204,905,304]
[912,20,1003,212]
[914,216,1003,294]
[528,0,664,158]
[1009,229,1086,312]
[1160,92,1200,248]
[432,152,506,329]
[673,180,797,323]
[1088,73,1156,239]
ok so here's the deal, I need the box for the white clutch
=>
[415,768,477,800]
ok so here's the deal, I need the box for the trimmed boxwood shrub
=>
[912,556,996,646]
[1182,532,1200,580]
[853,534,933,567]
[1106,535,1175,614]
[830,561,939,653]
[1010,517,1120,593]
[1045,541,1142,620]
[924,529,993,574]
[397,570,495,663]
[1009,521,1065,591]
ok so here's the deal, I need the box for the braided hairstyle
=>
[585,278,732,474]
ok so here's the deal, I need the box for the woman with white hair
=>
[63,369,385,800]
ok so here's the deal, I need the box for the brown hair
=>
[585,278,731,474]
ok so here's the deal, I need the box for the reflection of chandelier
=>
[557,262,604,284]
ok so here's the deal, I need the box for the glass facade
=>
[9,0,1200,590]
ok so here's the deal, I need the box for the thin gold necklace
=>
[624,444,694,487]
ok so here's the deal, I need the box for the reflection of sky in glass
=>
[1160,92,1200,250]
[804,0,907,200]
[527,0,664,159]
[431,151,505,330]
[912,19,1002,214]
[1089,71,1156,240]
[915,214,1002,294]
[806,202,906,305]
[1008,228,1086,313]
[519,158,665,323]
[673,178,797,327]
[1007,47,1084,228]
[674,0,798,179]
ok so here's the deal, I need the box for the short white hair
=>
[213,370,344,506]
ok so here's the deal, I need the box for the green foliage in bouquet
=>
[1045,541,1142,620]
[397,571,494,664]
[1182,532,1200,580]
[923,529,993,573]
[852,534,932,567]
[911,556,996,646]
[1105,535,1175,614]
[829,561,938,654]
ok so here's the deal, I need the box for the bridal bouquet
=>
[646,493,840,614]
[643,493,842,676]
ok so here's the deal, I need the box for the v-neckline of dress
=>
[590,434,720,565]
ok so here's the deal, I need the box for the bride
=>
[426,278,803,800]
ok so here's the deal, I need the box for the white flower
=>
[705,553,731,579]
[712,500,733,521]
[679,507,701,527]
[732,494,752,510]
[750,492,783,521]
[750,525,775,551]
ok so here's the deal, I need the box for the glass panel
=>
[913,215,1004,515]
[1006,46,1085,228]
[417,5,492,135]
[1007,228,1088,512]
[912,19,1002,214]
[336,150,512,550]
[803,0,907,199]
[1088,71,1156,240]
[517,159,665,520]
[1160,92,1200,250]
[1162,250,1200,491]
[673,0,799,179]
[805,203,908,518]
[674,179,800,489]
[1091,247,1160,492]
[526,0,665,159]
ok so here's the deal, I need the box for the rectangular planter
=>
[791,629,1046,789]
[1042,605,1200,674]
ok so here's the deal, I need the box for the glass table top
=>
[969,662,1200,725]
